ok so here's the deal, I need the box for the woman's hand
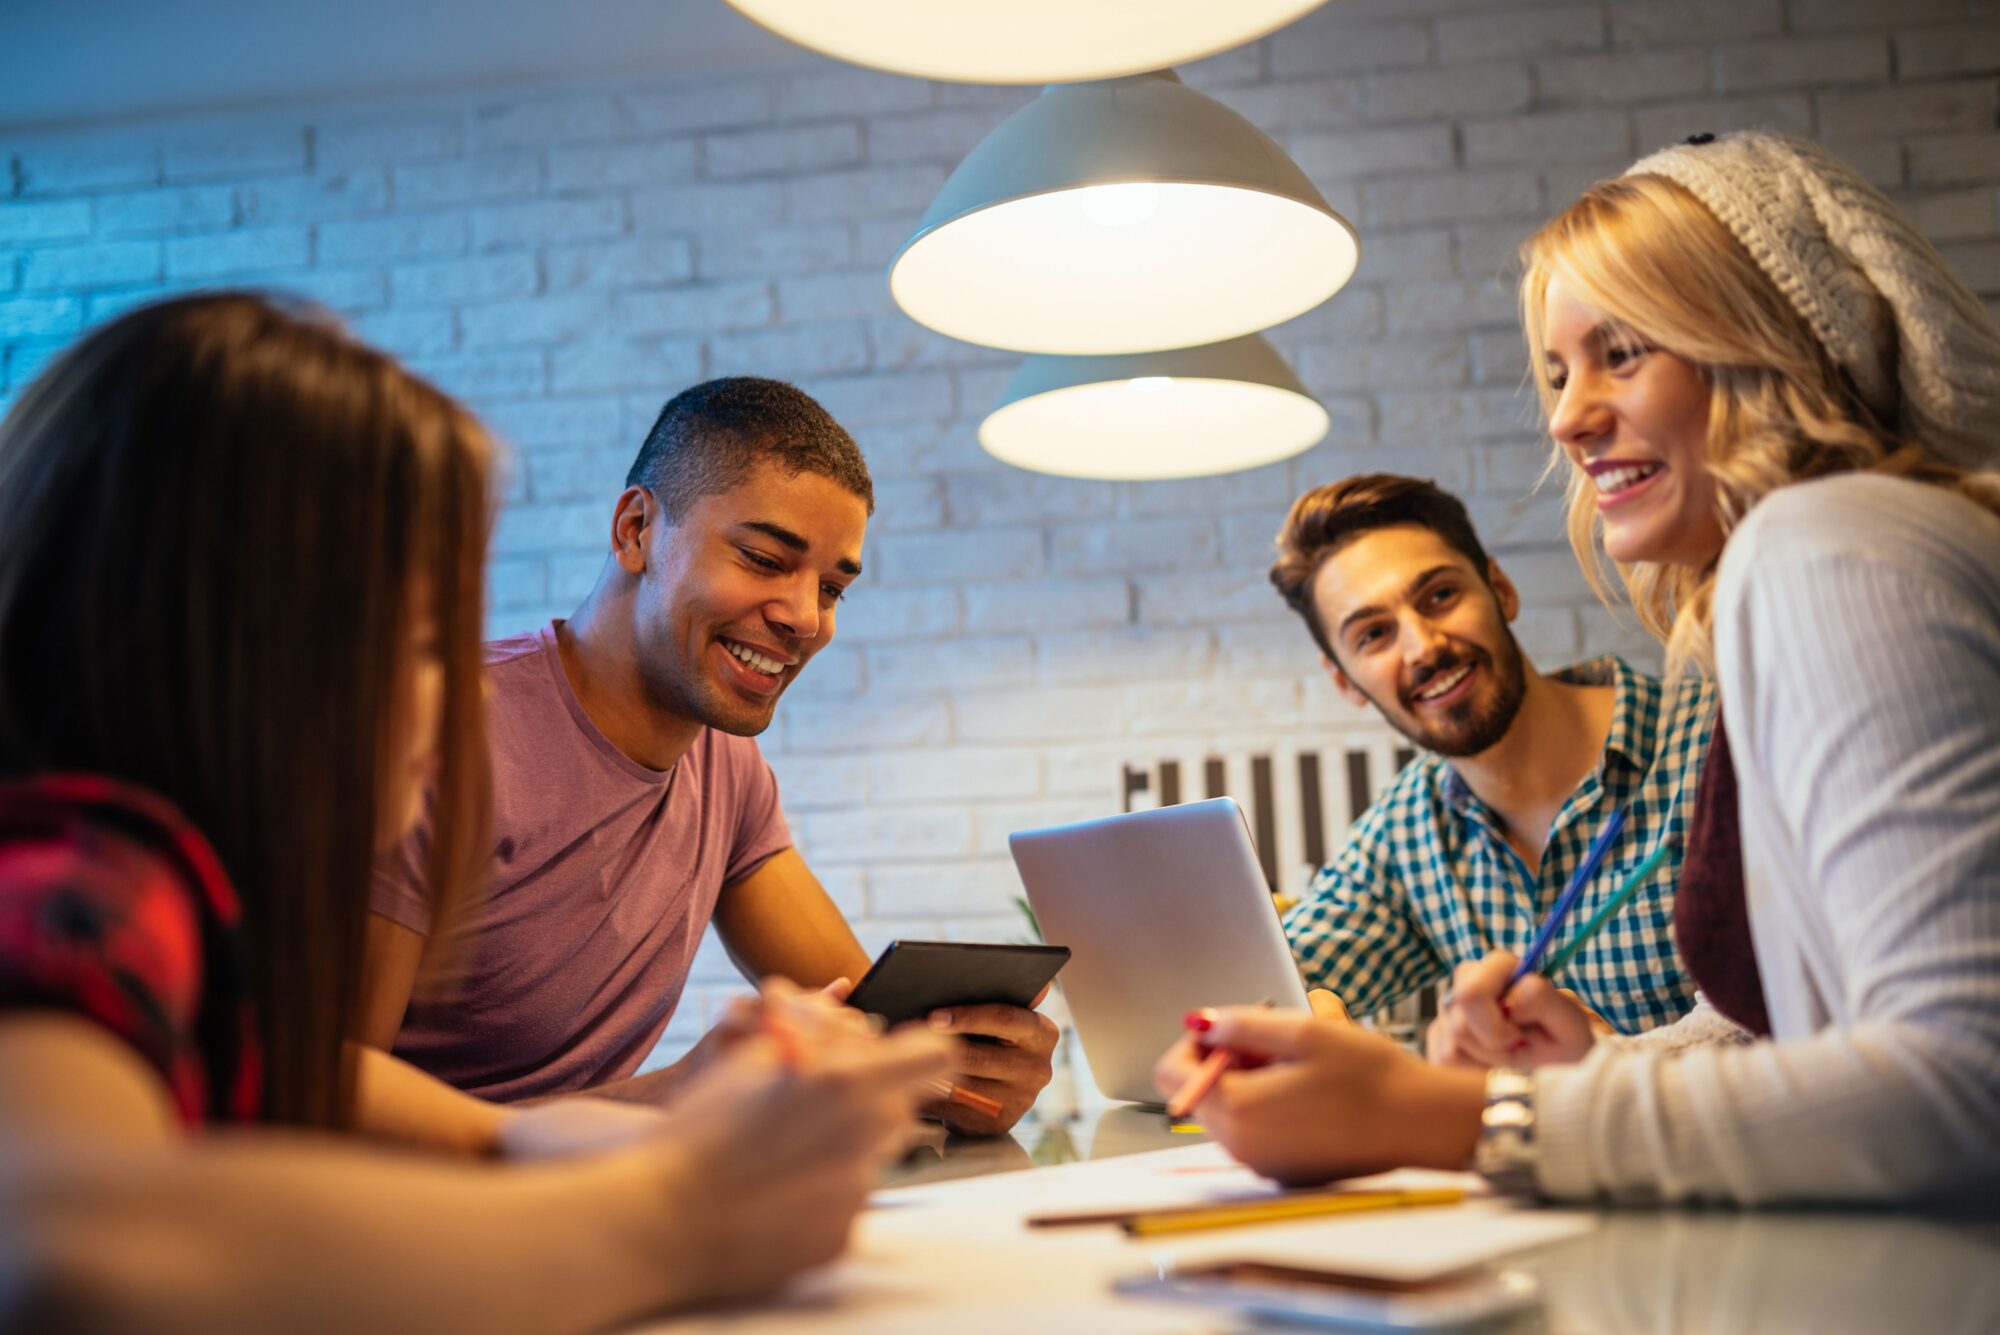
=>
[1426,952,1600,1069]
[1153,1006,1484,1187]
[640,978,952,1308]
[668,976,864,1084]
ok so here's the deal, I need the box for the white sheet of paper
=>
[877,1143,1485,1232]
[871,1141,1286,1220]
[1155,1199,1596,1281]
[640,1143,1591,1332]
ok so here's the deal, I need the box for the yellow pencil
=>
[1120,1187,1464,1236]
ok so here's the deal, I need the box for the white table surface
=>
[630,1098,2000,1333]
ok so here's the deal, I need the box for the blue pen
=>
[1507,805,1628,992]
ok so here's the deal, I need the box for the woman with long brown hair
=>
[1155,133,2000,1206]
[0,292,947,1330]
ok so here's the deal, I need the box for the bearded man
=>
[1270,474,1712,1035]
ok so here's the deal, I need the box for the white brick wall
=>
[4,2,1997,1060]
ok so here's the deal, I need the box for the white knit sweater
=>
[1534,473,2000,1204]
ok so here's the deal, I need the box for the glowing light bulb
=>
[1079,182,1160,228]
[1129,376,1175,392]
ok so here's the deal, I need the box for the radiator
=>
[1120,733,1417,900]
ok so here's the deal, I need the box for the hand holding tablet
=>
[844,939,1071,1027]
[845,940,1071,1130]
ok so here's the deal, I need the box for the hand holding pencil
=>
[1151,1001,1489,1187]
[1429,833,1672,1070]
[1164,1002,1274,1118]
[1147,818,1678,1189]
[1429,950,1603,1068]
[642,978,952,1308]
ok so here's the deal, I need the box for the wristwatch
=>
[1474,1067,1540,1197]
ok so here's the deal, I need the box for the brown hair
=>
[0,293,492,1129]
[1270,473,1495,661]
[1522,174,2000,676]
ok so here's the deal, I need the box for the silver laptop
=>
[1009,797,1311,1105]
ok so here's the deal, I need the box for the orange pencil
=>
[1166,999,1273,1118]
[1166,1045,1232,1119]
[926,1077,1003,1120]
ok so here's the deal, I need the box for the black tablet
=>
[844,940,1071,1027]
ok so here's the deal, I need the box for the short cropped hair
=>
[625,376,873,519]
[1270,473,1495,661]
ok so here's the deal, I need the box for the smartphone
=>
[844,940,1071,1027]
[1115,1260,1539,1330]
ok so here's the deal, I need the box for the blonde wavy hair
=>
[1521,174,2000,678]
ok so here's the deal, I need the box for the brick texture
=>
[4,1,1996,1062]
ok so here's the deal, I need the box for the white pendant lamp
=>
[980,335,1328,481]
[890,71,1358,357]
[724,0,1329,84]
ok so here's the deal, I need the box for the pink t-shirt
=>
[372,621,790,1101]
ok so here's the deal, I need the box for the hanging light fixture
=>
[980,335,1328,480]
[724,0,1329,84]
[889,71,1358,356]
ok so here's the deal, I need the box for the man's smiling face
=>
[632,459,868,737]
[1312,524,1529,759]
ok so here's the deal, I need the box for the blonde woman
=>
[1155,133,2000,1205]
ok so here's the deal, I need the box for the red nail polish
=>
[1499,1002,1512,1020]
[1183,1009,1215,1033]
[1511,1038,1528,1052]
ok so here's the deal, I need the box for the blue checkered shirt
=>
[1285,657,1714,1035]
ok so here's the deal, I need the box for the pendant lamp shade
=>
[980,335,1328,481]
[889,72,1358,356]
[724,0,1330,84]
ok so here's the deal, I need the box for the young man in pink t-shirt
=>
[361,378,1055,1136]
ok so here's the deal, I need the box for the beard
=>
[1369,633,1529,759]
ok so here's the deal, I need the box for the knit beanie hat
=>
[1625,131,2000,471]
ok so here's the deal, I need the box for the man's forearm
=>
[538,1061,692,1109]
[349,1043,508,1157]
